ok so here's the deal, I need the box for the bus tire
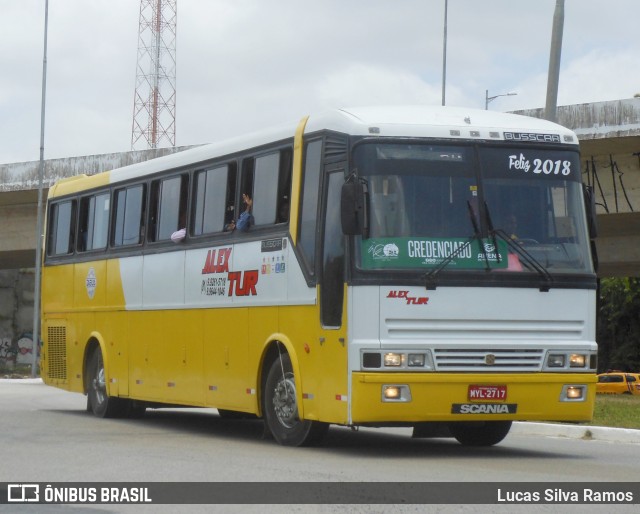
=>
[448,421,512,447]
[263,353,328,447]
[87,348,126,418]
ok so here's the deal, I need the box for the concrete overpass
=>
[514,98,640,277]
[1,99,639,277]
[0,147,193,270]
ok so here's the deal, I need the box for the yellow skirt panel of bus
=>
[351,372,596,423]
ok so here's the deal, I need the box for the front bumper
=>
[351,372,596,424]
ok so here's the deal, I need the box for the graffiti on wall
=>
[0,333,34,369]
[16,334,34,365]
[0,338,16,368]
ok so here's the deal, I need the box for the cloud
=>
[1,0,640,163]
[314,63,440,108]
[559,49,640,105]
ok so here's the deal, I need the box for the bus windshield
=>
[354,142,593,275]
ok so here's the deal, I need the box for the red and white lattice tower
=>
[131,0,177,150]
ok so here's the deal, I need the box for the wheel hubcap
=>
[92,363,106,405]
[272,372,298,428]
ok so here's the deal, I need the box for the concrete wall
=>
[514,98,640,140]
[0,269,35,371]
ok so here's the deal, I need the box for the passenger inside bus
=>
[504,213,518,240]
[228,193,253,232]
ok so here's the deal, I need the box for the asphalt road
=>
[1,379,639,513]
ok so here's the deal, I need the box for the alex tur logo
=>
[8,484,39,502]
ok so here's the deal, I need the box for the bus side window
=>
[78,192,110,252]
[277,149,292,223]
[47,200,76,257]
[254,151,282,227]
[321,170,345,328]
[149,174,189,242]
[239,148,292,229]
[112,184,145,247]
[240,157,255,222]
[193,164,236,235]
[298,140,322,276]
[225,164,237,229]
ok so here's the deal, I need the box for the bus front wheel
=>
[87,348,126,418]
[448,421,512,446]
[263,353,328,447]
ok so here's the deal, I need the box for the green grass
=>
[592,394,640,430]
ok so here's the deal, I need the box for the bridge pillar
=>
[595,212,640,278]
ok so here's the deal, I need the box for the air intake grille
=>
[433,348,545,371]
[324,134,348,163]
[47,326,67,380]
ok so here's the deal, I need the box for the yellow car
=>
[596,372,640,395]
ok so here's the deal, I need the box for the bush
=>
[597,278,640,372]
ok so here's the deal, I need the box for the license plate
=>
[468,385,507,401]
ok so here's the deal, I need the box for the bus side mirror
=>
[341,179,369,237]
[583,184,598,239]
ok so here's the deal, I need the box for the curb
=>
[0,378,43,384]
[513,421,640,444]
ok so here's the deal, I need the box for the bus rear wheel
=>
[448,421,512,446]
[87,348,126,418]
[263,353,328,447]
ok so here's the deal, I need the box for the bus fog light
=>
[384,386,400,399]
[547,354,565,367]
[566,386,583,399]
[382,385,412,402]
[384,353,403,367]
[569,354,586,368]
[408,353,426,367]
[561,385,586,402]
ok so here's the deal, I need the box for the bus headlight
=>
[569,354,586,368]
[544,351,594,371]
[384,353,403,367]
[547,354,565,367]
[408,353,426,367]
[361,350,434,371]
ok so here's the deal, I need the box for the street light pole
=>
[441,0,448,106]
[32,0,49,377]
[545,0,565,122]
[485,89,517,110]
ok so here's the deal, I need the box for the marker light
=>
[384,353,403,367]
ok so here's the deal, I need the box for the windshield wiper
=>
[484,202,553,292]
[424,200,491,290]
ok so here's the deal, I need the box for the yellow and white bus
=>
[41,106,598,446]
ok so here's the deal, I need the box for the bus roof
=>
[308,105,578,140]
[49,105,578,198]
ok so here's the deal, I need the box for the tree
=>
[597,278,640,371]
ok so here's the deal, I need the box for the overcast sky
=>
[1,0,639,165]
